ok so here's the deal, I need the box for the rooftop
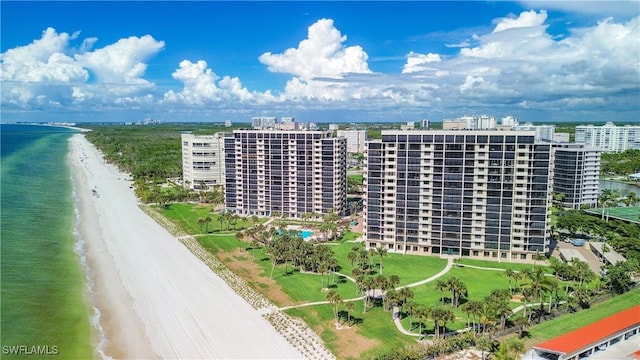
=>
[533,305,640,357]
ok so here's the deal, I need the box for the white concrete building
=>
[512,123,556,142]
[181,133,227,190]
[420,119,430,129]
[364,130,553,261]
[501,116,519,127]
[552,143,601,209]
[337,130,367,153]
[443,115,497,130]
[224,129,347,217]
[575,122,640,152]
[251,117,277,129]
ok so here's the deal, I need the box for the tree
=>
[436,279,448,306]
[475,336,492,360]
[375,247,388,274]
[204,216,212,233]
[602,262,633,294]
[345,301,355,326]
[446,276,468,308]
[431,307,456,339]
[197,217,205,232]
[326,290,343,327]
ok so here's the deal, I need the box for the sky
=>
[1,1,639,124]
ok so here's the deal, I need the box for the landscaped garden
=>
[151,202,635,359]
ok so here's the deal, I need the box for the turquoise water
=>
[301,230,313,239]
[1,125,93,359]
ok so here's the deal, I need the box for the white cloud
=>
[74,34,164,91]
[402,52,442,74]
[1,27,164,109]
[163,60,275,106]
[493,10,548,33]
[258,18,371,80]
[518,0,640,17]
[1,27,88,83]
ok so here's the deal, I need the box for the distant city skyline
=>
[1,1,639,123]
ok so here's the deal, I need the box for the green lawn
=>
[158,203,262,234]
[526,287,640,345]
[457,258,552,273]
[331,243,448,285]
[587,206,640,223]
[286,304,414,360]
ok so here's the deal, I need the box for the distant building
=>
[552,143,601,209]
[224,129,347,217]
[181,133,227,190]
[420,119,430,129]
[443,115,497,130]
[364,130,552,261]
[442,119,468,130]
[224,119,232,127]
[329,124,340,131]
[512,123,555,142]
[400,122,415,130]
[501,116,519,127]
[337,130,367,153]
[251,116,277,129]
[553,133,570,143]
[575,122,640,152]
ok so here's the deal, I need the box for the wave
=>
[71,179,111,360]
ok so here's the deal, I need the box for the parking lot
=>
[551,240,604,274]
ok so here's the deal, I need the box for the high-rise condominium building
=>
[337,130,367,153]
[224,129,347,217]
[181,133,227,190]
[575,122,640,152]
[552,144,601,209]
[364,130,553,261]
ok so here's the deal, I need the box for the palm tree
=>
[431,307,456,339]
[404,300,418,332]
[446,276,467,308]
[375,247,388,275]
[345,301,355,326]
[204,216,212,233]
[505,269,516,295]
[436,279,448,306]
[347,246,360,267]
[475,336,492,360]
[326,290,343,327]
[624,191,639,207]
[197,217,205,232]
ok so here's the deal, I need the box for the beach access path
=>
[69,134,303,359]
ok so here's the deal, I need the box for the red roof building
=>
[532,305,640,360]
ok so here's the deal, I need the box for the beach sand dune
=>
[69,134,302,359]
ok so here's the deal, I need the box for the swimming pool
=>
[300,229,313,239]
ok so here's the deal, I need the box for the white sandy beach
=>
[69,134,303,359]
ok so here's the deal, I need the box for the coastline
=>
[68,134,302,359]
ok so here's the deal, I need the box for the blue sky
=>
[1,1,639,123]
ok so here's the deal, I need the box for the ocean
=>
[1,124,94,359]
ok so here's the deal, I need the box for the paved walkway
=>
[280,257,454,312]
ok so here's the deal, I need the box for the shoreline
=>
[68,134,303,359]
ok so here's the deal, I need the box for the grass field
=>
[522,287,640,349]
[587,206,640,223]
[155,202,628,359]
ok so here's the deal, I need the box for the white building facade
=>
[337,130,367,153]
[575,122,640,152]
[224,129,347,217]
[364,130,553,261]
[181,133,227,190]
[512,123,556,142]
[552,144,601,209]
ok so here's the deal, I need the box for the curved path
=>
[279,257,454,311]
